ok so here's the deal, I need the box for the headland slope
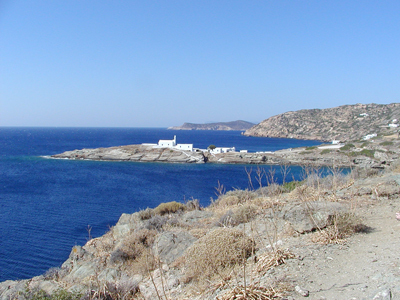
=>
[244,103,400,141]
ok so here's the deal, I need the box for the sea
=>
[0,127,322,282]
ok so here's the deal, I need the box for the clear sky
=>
[1,1,399,127]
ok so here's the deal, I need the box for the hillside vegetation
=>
[3,163,400,299]
[244,103,400,141]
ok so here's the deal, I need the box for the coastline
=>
[50,140,398,169]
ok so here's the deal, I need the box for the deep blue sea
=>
[0,127,321,282]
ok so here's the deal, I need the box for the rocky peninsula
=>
[51,135,400,169]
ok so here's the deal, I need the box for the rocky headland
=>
[168,120,255,131]
[244,103,400,141]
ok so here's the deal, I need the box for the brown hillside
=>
[244,103,400,141]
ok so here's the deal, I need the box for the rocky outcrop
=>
[244,103,400,141]
[168,120,255,131]
[51,145,207,163]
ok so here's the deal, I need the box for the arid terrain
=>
[2,161,400,299]
[244,103,400,142]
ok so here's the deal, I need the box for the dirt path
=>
[285,198,400,299]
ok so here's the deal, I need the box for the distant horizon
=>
[2,101,400,128]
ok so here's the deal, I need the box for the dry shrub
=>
[112,228,157,263]
[185,198,201,211]
[216,205,259,227]
[289,185,320,201]
[256,248,294,273]
[184,228,255,282]
[153,201,185,215]
[189,227,209,239]
[144,215,168,230]
[89,280,139,300]
[138,207,154,220]
[226,189,258,202]
[310,212,368,244]
[216,195,241,207]
[256,183,282,197]
[217,284,286,300]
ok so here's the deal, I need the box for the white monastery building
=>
[157,136,193,151]
[143,135,243,153]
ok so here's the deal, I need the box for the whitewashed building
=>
[363,133,377,140]
[210,147,236,154]
[157,136,193,151]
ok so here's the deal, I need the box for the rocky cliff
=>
[168,120,255,131]
[244,103,400,141]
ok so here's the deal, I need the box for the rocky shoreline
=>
[50,137,400,169]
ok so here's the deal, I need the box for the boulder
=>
[280,201,348,233]
[153,231,197,264]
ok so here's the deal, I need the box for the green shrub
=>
[348,149,375,158]
[320,149,331,155]
[340,143,355,151]
[281,180,303,193]
[299,151,311,155]
[305,146,317,150]
[380,141,393,146]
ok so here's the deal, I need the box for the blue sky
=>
[1,1,399,127]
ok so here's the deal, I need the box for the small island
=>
[168,120,255,131]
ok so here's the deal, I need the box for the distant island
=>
[244,103,400,142]
[168,120,255,131]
